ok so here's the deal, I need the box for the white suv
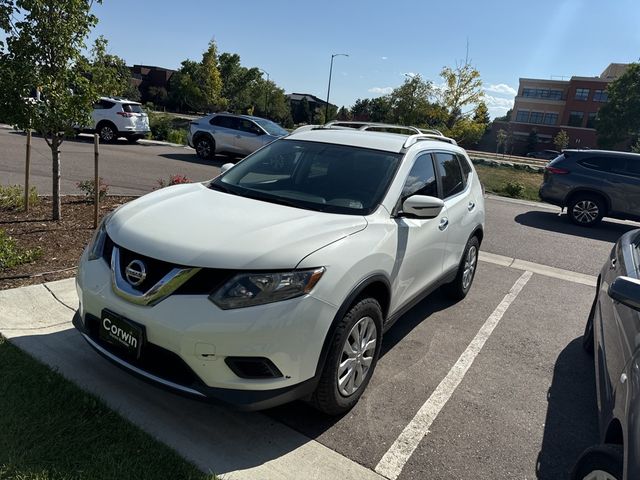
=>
[74,123,485,414]
[81,97,150,143]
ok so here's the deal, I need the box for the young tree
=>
[527,129,539,152]
[496,129,507,154]
[439,61,484,128]
[596,63,640,149]
[473,101,490,126]
[554,130,570,151]
[336,106,351,121]
[199,40,224,112]
[0,0,121,220]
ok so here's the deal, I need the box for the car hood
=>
[106,183,367,269]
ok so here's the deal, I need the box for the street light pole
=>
[260,69,270,117]
[325,53,348,123]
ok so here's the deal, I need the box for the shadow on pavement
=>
[536,337,599,479]
[515,210,638,243]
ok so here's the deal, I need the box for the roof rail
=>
[403,133,458,148]
[323,121,422,134]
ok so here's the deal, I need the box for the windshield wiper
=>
[208,182,239,195]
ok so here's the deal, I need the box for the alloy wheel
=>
[196,140,211,158]
[462,245,478,290]
[338,316,377,397]
[572,200,599,224]
[100,126,114,142]
[582,470,619,480]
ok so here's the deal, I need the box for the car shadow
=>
[515,210,638,243]
[535,337,599,479]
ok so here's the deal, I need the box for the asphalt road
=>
[2,123,639,479]
[0,127,224,195]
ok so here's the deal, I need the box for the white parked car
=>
[74,123,485,414]
[79,97,150,143]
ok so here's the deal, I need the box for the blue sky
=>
[91,0,639,118]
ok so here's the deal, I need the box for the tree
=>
[147,86,168,106]
[554,130,570,151]
[199,40,224,111]
[89,36,130,97]
[527,129,539,152]
[473,101,490,126]
[446,117,485,147]
[388,75,434,126]
[496,129,507,154]
[293,97,311,124]
[0,0,121,220]
[596,63,640,149]
[439,61,484,128]
[350,98,371,120]
[631,139,640,154]
[218,52,260,113]
[494,108,512,122]
[337,106,351,121]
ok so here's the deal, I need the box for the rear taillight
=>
[545,166,569,174]
[117,112,134,118]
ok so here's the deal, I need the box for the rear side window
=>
[402,153,438,198]
[579,156,627,174]
[122,103,143,113]
[94,100,115,109]
[210,116,239,130]
[457,154,472,179]
[435,152,465,198]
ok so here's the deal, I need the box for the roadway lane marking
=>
[479,251,597,287]
[375,270,533,480]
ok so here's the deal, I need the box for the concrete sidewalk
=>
[0,278,383,480]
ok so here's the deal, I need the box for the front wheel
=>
[195,136,215,159]
[310,298,383,415]
[443,236,480,301]
[568,194,605,227]
[571,444,623,480]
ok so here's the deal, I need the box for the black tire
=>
[571,444,623,480]
[194,135,215,159]
[97,122,118,143]
[310,298,383,415]
[568,194,605,227]
[126,136,140,144]
[443,236,480,301]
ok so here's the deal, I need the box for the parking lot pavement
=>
[484,195,638,276]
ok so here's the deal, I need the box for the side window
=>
[239,120,261,135]
[94,100,114,110]
[210,116,239,130]
[435,152,465,198]
[457,154,472,180]
[401,153,438,199]
[580,157,627,174]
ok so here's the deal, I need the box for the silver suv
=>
[187,113,288,159]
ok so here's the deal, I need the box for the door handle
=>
[468,201,476,212]
[438,217,449,231]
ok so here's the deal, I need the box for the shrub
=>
[503,181,525,198]
[149,113,172,141]
[0,229,42,269]
[76,178,109,202]
[167,129,187,145]
[156,174,191,189]
[0,185,39,210]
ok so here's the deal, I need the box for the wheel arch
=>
[192,130,215,146]
[566,188,611,213]
[470,225,484,247]
[314,274,391,378]
[95,119,117,133]
[604,418,624,446]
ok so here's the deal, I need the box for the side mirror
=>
[220,163,234,174]
[608,276,640,312]
[401,195,444,219]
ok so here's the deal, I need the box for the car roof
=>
[212,113,271,122]
[564,149,640,159]
[99,96,141,105]
[286,128,463,154]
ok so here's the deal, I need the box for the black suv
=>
[539,150,640,226]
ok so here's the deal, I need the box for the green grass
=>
[0,336,216,480]
[474,163,544,201]
[0,185,39,210]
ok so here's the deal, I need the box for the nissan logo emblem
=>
[125,260,147,286]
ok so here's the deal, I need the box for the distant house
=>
[286,93,336,123]
[130,64,176,104]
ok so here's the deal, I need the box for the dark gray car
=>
[574,229,640,480]
[539,150,640,226]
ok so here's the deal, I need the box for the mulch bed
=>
[0,196,135,290]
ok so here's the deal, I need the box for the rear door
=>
[91,100,115,129]
[435,152,477,273]
[209,116,241,153]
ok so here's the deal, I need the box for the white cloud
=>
[484,94,515,119]
[484,83,517,96]
[381,56,388,60]
[368,87,393,95]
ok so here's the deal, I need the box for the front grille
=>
[103,235,234,295]
[85,314,203,388]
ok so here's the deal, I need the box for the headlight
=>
[209,267,325,309]
[87,213,112,261]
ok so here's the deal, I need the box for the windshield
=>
[211,139,401,215]
[253,118,289,136]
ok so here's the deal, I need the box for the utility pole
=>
[325,53,348,122]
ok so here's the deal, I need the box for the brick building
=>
[491,63,628,154]
[130,65,176,104]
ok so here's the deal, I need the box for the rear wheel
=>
[195,136,215,159]
[571,444,623,480]
[443,236,480,301]
[310,298,382,415]
[568,194,605,227]
[97,122,118,143]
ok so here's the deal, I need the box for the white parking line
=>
[375,270,533,480]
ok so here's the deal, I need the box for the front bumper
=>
[75,253,338,410]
